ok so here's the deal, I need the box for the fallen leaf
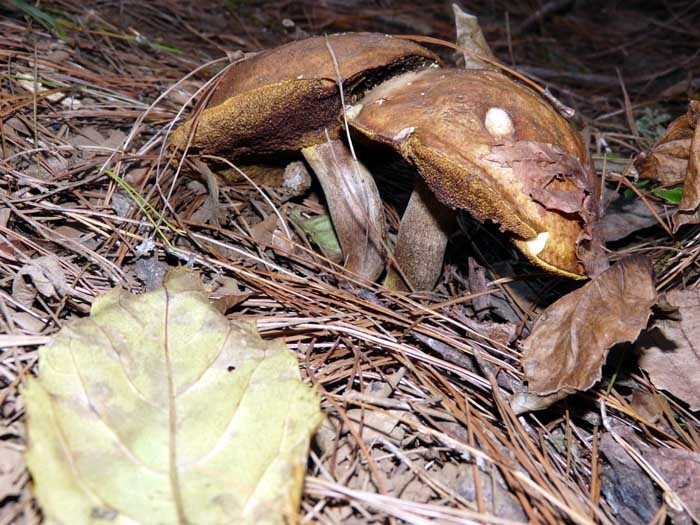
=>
[673,101,700,230]
[487,141,592,215]
[248,211,294,255]
[437,423,527,522]
[132,256,169,291]
[652,186,684,204]
[12,311,48,333]
[0,208,10,228]
[0,424,25,503]
[602,425,700,524]
[302,139,387,281]
[637,289,700,410]
[519,256,656,399]
[290,210,343,263]
[250,213,280,245]
[12,254,68,307]
[485,140,608,277]
[633,101,700,230]
[210,275,251,313]
[599,431,661,525]
[452,4,497,70]
[628,390,664,424]
[467,258,490,319]
[644,447,700,522]
[189,160,222,227]
[601,193,668,242]
[635,101,699,185]
[345,409,405,443]
[70,126,106,159]
[24,268,321,524]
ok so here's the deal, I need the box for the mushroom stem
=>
[385,178,456,291]
[302,139,387,281]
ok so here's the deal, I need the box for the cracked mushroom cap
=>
[348,68,606,278]
[170,33,438,157]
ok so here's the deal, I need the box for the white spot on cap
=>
[345,103,363,120]
[485,107,514,137]
[524,232,549,257]
[393,127,415,142]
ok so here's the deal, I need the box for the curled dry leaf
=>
[485,140,607,276]
[518,256,656,402]
[673,101,700,230]
[302,139,386,281]
[452,4,497,70]
[634,101,700,230]
[23,268,321,525]
[12,254,68,307]
[637,289,700,411]
[635,101,699,186]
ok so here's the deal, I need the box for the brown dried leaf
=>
[601,193,667,242]
[210,276,251,313]
[249,214,277,244]
[452,4,497,70]
[637,289,700,410]
[520,256,656,397]
[442,462,527,521]
[467,258,490,319]
[635,102,699,185]
[0,208,10,229]
[302,139,386,281]
[602,426,700,524]
[12,254,68,307]
[485,140,609,277]
[486,141,590,215]
[599,430,661,525]
[628,390,664,424]
[673,101,700,229]
[644,447,700,522]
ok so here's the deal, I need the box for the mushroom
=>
[171,33,440,281]
[170,32,438,156]
[171,32,606,290]
[347,67,607,287]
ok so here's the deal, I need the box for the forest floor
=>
[1,1,700,523]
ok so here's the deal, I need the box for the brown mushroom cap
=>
[170,33,438,157]
[348,67,603,278]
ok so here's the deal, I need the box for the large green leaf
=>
[24,268,321,525]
